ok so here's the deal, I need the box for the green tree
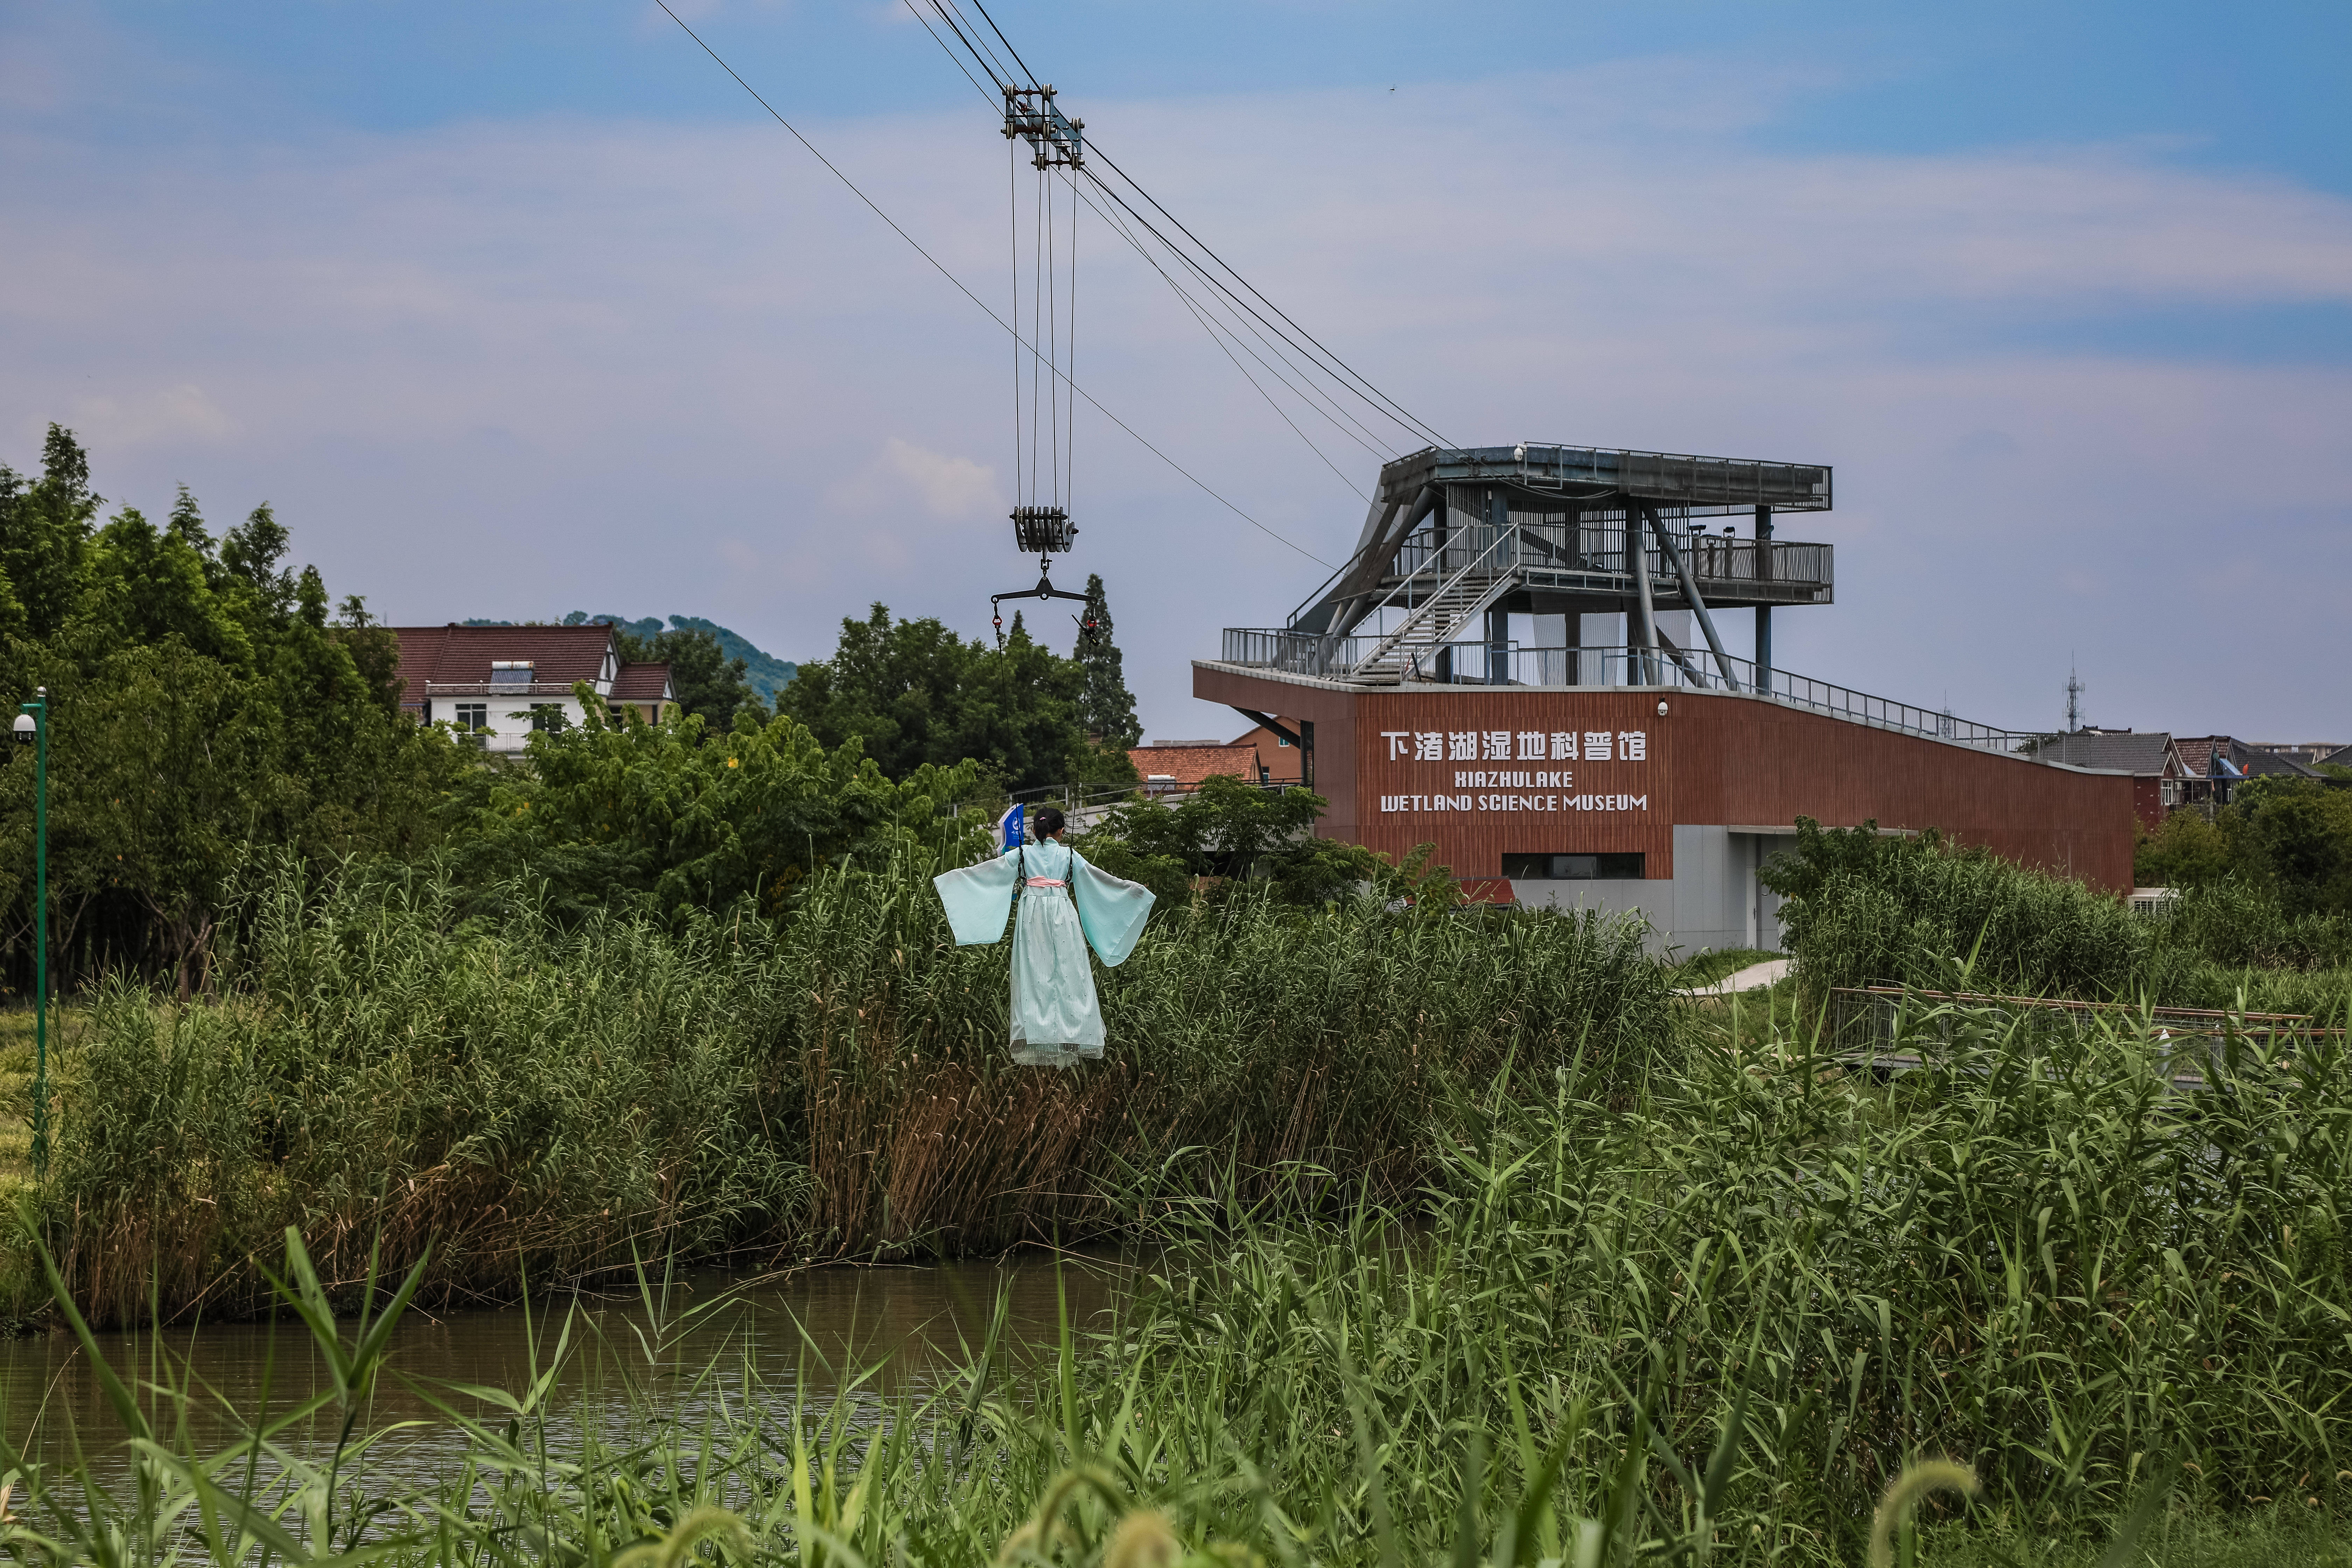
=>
[442,692,990,921]
[611,623,758,733]
[81,504,253,666]
[0,426,468,988]
[2134,809,2233,889]
[1072,573,1141,749]
[0,424,102,638]
[1076,775,1407,906]
[2229,777,2352,914]
[778,603,1128,794]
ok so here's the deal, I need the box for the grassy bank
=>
[18,852,1667,1328]
[10,988,2348,1565]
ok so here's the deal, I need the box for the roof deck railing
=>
[1215,633,2039,755]
[423,680,605,699]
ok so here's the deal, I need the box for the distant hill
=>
[463,615,799,703]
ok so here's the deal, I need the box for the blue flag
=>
[1000,801,1024,850]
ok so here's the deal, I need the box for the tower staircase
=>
[1345,528,1522,685]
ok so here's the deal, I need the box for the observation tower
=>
[1252,442,1833,691]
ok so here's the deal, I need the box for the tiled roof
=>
[390,625,615,706]
[2174,736,2235,779]
[610,662,672,702]
[2036,731,2178,775]
[1127,743,1260,785]
[2246,751,2320,778]
[2171,735,2316,780]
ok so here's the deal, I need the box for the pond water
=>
[0,1252,1133,1496]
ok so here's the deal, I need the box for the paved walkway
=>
[1674,957,1791,997]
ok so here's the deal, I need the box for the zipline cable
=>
[920,0,1447,454]
[911,0,1391,485]
[651,0,1331,567]
[1081,179,1369,500]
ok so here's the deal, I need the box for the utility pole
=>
[13,688,47,1179]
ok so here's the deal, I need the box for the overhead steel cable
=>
[917,0,1441,456]
[959,0,1045,92]
[1078,153,1443,449]
[1079,179,1370,500]
[651,0,1330,567]
[912,0,1393,472]
[1078,174,1402,463]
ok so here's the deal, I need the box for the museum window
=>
[1500,853,1646,880]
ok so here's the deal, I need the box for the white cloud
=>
[882,436,999,518]
[1,63,2348,737]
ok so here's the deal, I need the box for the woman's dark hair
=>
[1032,806,1067,840]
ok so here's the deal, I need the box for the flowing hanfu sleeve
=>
[933,849,1021,946]
[1068,851,1156,967]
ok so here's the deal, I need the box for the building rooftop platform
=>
[1379,444,1833,515]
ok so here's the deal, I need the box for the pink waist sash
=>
[1025,877,1066,888]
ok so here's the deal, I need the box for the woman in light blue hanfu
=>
[932,806,1156,1066]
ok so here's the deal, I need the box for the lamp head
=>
[12,713,34,740]
[1656,700,1670,717]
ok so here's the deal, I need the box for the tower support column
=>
[1754,503,1774,694]
[1486,488,1510,684]
[1628,502,1659,685]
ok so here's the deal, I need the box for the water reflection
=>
[0,1252,1131,1493]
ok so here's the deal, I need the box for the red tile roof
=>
[1127,743,1261,785]
[390,625,615,707]
[610,662,672,702]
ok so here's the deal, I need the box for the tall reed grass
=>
[1772,825,2352,1014]
[28,850,1668,1326]
[10,989,2345,1565]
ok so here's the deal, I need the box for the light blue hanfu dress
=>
[933,839,1156,1066]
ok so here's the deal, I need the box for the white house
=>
[392,623,675,754]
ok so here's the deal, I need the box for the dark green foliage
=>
[2134,806,2232,889]
[0,426,466,988]
[0,423,99,638]
[1072,572,1141,749]
[2230,775,2352,912]
[1076,774,1406,906]
[609,620,761,732]
[778,602,1132,794]
[2136,777,2352,916]
[440,698,992,922]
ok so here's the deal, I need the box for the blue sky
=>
[4,1,2349,739]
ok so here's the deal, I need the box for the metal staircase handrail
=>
[1352,525,1521,673]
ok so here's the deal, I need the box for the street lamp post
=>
[13,688,46,1180]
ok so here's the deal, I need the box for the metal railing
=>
[1285,519,1833,630]
[1389,522,1830,600]
[1826,987,2342,1082]
[1213,635,2037,753]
